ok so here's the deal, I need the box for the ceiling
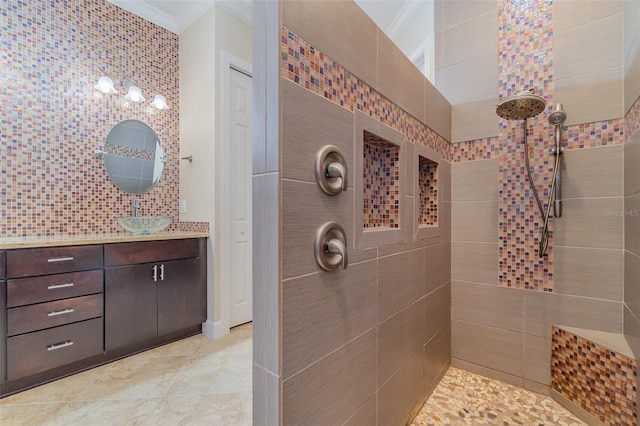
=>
[107,0,424,39]
[106,0,252,33]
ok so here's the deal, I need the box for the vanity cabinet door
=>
[104,263,158,351]
[157,257,206,336]
[0,250,5,280]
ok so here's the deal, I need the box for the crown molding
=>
[215,0,253,27]
[107,0,219,34]
[386,0,424,40]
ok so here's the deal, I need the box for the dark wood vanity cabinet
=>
[3,245,104,382]
[104,238,206,352]
[0,237,207,397]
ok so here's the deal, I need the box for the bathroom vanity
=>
[0,234,207,397]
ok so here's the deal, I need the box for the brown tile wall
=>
[274,2,453,424]
[446,0,630,403]
[624,0,640,415]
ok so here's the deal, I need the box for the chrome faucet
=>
[132,199,141,217]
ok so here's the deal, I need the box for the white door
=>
[228,67,252,327]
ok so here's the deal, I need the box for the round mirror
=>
[102,120,165,194]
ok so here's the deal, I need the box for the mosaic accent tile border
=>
[551,326,638,425]
[626,96,640,141]
[451,137,500,162]
[498,0,554,291]
[0,0,180,237]
[418,158,438,226]
[452,119,625,164]
[564,118,624,150]
[363,136,400,229]
[281,26,451,161]
[178,221,210,233]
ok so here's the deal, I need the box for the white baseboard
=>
[202,319,230,340]
[202,319,216,339]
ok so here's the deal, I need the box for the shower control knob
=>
[314,222,348,271]
[314,145,348,196]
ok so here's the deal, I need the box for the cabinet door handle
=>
[152,264,158,282]
[47,308,74,317]
[47,256,74,263]
[47,341,74,351]
[48,283,74,290]
[159,264,165,281]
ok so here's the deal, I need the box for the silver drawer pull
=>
[47,308,74,317]
[47,256,74,263]
[48,283,74,290]
[47,341,74,351]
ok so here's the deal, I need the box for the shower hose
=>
[523,118,560,258]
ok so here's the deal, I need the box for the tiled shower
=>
[2,0,640,424]
[253,0,640,424]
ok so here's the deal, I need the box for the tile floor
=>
[0,323,252,425]
[411,367,586,425]
[1,326,587,426]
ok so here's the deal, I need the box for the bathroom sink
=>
[116,216,172,235]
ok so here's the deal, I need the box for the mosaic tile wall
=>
[281,26,450,232]
[418,157,438,226]
[281,27,451,161]
[363,133,400,229]
[0,0,181,237]
[178,221,210,233]
[497,0,555,291]
[627,96,640,140]
[451,136,500,163]
[551,326,638,424]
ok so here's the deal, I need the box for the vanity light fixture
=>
[96,72,168,111]
[123,78,145,103]
[94,75,118,94]
[150,94,169,110]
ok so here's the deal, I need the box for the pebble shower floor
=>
[411,368,584,425]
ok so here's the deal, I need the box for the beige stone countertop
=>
[0,231,209,250]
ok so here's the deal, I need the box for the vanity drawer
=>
[7,269,103,307]
[7,245,103,278]
[105,238,199,266]
[6,318,103,381]
[7,294,103,336]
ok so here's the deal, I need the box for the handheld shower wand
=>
[548,104,566,218]
[496,91,568,258]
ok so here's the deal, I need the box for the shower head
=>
[548,103,567,126]
[496,89,546,120]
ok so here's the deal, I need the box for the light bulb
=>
[125,85,145,103]
[94,76,118,94]
[150,94,169,110]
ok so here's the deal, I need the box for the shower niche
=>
[414,144,442,240]
[354,112,407,248]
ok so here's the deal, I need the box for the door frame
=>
[213,50,253,338]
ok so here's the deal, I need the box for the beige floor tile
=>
[0,402,66,425]
[71,356,190,401]
[0,364,109,405]
[138,334,205,358]
[165,350,252,396]
[43,398,165,425]
[154,393,251,426]
[0,325,254,425]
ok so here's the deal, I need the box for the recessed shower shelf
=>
[414,144,442,241]
[354,112,407,249]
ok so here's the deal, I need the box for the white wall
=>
[179,5,252,338]
[394,0,435,81]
